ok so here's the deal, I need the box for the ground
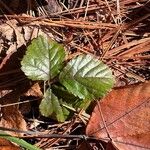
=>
[0,0,149,150]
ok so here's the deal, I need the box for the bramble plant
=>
[21,36,115,122]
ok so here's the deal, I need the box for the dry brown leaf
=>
[0,103,24,150]
[24,83,43,97]
[0,45,28,90]
[20,83,43,114]
[86,81,150,150]
[0,138,20,150]
[0,87,28,136]
[0,82,32,149]
[77,141,93,150]
[106,141,119,150]
[44,0,62,14]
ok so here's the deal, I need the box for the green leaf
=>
[21,36,65,80]
[0,132,41,150]
[39,88,66,122]
[52,84,80,103]
[59,54,115,100]
[52,85,89,109]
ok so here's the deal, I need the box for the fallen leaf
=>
[86,81,150,150]
[77,141,93,150]
[0,84,30,136]
[0,82,32,148]
[0,45,28,90]
[44,0,62,14]
[0,138,20,150]
[20,82,43,115]
[106,141,119,150]
[0,27,37,148]
[24,83,43,97]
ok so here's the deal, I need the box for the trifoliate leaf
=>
[59,54,115,100]
[21,36,65,80]
[39,88,66,122]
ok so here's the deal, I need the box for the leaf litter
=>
[86,81,150,150]
[0,0,150,149]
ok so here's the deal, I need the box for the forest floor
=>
[0,0,149,150]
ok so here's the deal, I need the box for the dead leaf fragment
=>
[106,141,119,150]
[0,89,27,136]
[77,141,93,150]
[24,83,43,97]
[86,81,150,150]
[44,0,62,14]
[0,83,32,149]
[0,138,20,150]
